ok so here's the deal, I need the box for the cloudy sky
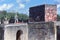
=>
[0,0,60,15]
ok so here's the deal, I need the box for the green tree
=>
[0,11,7,19]
[17,13,29,20]
[57,15,60,21]
[0,11,29,20]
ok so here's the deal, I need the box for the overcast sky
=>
[0,0,60,15]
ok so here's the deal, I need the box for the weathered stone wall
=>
[28,22,55,40]
[0,25,4,40]
[4,23,28,40]
[0,22,56,40]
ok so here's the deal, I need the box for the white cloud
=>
[57,4,60,8]
[54,0,60,3]
[7,4,14,9]
[16,0,30,3]
[26,0,30,2]
[19,3,25,8]
[54,0,60,4]
[16,0,21,3]
[54,0,60,8]
[0,4,14,11]
[0,0,4,2]
[16,0,30,9]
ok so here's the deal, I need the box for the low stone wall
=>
[28,22,55,40]
[0,22,56,40]
[0,25,4,40]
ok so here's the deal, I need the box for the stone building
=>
[29,4,57,22]
[0,4,59,40]
[0,23,28,40]
[0,22,59,40]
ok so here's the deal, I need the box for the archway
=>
[16,30,23,40]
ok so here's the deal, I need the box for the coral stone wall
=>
[45,5,57,22]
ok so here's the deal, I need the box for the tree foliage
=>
[0,11,29,20]
[57,15,60,21]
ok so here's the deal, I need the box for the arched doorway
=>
[16,30,23,40]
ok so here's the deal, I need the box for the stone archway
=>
[16,30,23,40]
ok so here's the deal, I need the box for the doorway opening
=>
[16,30,23,40]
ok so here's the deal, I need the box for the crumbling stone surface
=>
[0,22,55,40]
[0,27,4,40]
[0,23,28,40]
[28,22,55,40]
